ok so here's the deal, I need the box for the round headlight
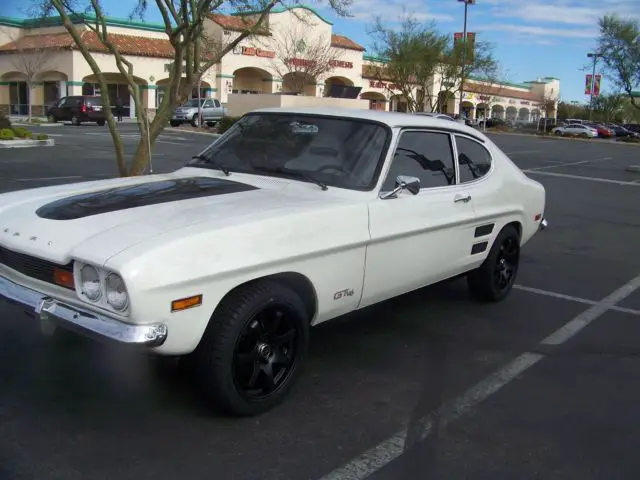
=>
[80,264,102,301]
[105,273,129,311]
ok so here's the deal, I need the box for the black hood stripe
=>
[36,177,259,220]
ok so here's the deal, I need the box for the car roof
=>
[251,106,485,138]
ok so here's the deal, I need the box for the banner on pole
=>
[585,74,593,95]
[593,74,602,96]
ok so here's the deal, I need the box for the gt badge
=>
[334,288,354,300]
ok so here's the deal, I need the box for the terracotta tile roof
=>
[0,30,174,59]
[331,34,365,51]
[465,81,540,102]
[208,13,270,35]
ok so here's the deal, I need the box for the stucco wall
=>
[225,92,369,116]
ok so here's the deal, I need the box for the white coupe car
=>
[0,107,547,416]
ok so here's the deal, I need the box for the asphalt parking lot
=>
[1,123,640,480]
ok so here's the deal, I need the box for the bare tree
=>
[466,64,509,131]
[31,0,351,176]
[367,11,449,113]
[268,23,342,95]
[1,27,53,122]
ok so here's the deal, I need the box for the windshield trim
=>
[191,111,393,192]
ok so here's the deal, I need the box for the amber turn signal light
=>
[53,268,75,289]
[171,294,203,312]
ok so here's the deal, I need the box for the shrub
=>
[0,111,10,129]
[216,115,241,134]
[12,127,32,138]
[618,136,640,144]
[0,128,14,140]
[36,133,49,140]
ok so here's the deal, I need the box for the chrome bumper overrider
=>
[540,217,548,230]
[0,275,167,347]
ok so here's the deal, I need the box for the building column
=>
[140,85,157,121]
[216,74,234,104]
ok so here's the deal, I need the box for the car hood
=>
[0,170,345,267]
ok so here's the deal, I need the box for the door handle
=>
[454,194,472,203]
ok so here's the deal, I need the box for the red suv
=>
[46,95,106,126]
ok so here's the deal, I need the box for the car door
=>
[200,99,214,120]
[360,128,478,308]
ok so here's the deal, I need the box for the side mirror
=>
[380,175,420,199]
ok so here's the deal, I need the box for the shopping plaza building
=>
[0,5,560,121]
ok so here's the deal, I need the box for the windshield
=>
[182,99,204,107]
[187,113,390,190]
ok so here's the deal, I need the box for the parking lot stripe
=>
[541,273,640,345]
[317,273,640,480]
[523,170,640,186]
[12,176,82,182]
[527,157,613,171]
[514,284,640,316]
[503,150,543,155]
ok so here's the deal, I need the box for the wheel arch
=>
[212,271,318,324]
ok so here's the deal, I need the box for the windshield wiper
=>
[252,166,328,191]
[190,155,231,176]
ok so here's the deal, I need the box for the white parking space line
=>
[503,150,543,155]
[523,170,640,186]
[527,157,613,171]
[317,273,640,480]
[12,176,82,182]
[514,284,640,316]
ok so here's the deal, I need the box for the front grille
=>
[0,245,74,290]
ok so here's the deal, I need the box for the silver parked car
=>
[170,98,227,127]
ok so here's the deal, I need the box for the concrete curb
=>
[0,138,55,148]
[626,165,640,173]
[165,127,221,138]
[11,122,63,128]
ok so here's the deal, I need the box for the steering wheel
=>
[316,164,347,174]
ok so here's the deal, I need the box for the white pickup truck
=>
[170,98,227,127]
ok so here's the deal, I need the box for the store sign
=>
[462,92,474,100]
[329,59,353,69]
[508,99,517,104]
[286,57,317,67]
[520,100,530,105]
[477,95,491,102]
[233,45,276,58]
[369,80,398,90]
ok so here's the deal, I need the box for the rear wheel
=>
[169,120,180,127]
[194,280,310,416]
[47,114,56,123]
[97,120,105,126]
[467,225,520,302]
[71,115,81,126]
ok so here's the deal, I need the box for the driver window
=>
[383,131,456,191]
[203,100,213,108]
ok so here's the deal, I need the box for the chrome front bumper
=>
[0,275,167,347]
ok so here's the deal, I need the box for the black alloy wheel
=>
[467,225,520,302]
[232,304,299,401]
[194,280,310,416]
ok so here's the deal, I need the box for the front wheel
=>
[194,280,310,416]
[467,225,520,302]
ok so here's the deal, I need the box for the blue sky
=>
[5,0,639,102]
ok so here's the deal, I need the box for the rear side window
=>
[85,97,102,106]
[455,135,492,183]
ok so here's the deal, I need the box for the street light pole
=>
[587,52,601,121]
[458,0,472,118]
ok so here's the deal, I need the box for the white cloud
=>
[338,0,456,24]
[474,23,598,39]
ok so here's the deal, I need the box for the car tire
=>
[170,121,180,127]
[72,115,81,126]
[97,120,105,126]
[554,130,562,136]
[191,114,200,128]
[47,115,56,123]
[467,225,520,302]
[194,280,310,416]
